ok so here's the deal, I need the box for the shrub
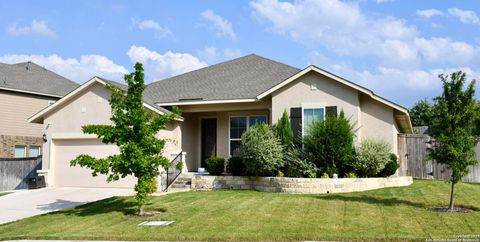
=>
[377,153,399,177]
[276,110,294,149]
[303,111,356,177]
[227,156,245,176]
[345,172,357,178]
[283,148,318,178]
[320,172,330,178]
[241,124,283,176]
[205,156,225,175]
[353,139,390,177]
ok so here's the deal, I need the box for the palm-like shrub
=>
[283,148,318,178]
[241,124,283,176]
[303,111,356,177]
[353,139,390,177]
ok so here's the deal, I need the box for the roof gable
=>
[28,77,180,124]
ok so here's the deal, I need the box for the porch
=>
[177,101,271,172]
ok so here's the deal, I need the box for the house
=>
[0,62,78,158]
[28,54,412,188]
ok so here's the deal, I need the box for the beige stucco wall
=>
[0,89,57,137]
[359,94,398,153]
[271,71,399,154]
[271,72,360,139]
[41,82,181,186]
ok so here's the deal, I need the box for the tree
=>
[303,111,356,177]
[428,71,479,211]
[409,99,434,127]
[70,63,178,215]
[275,110,293,149]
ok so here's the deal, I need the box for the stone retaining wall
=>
[191,175,413,194]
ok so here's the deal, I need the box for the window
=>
[14,145,26,158]
[229,115,268,156]
[302,107,325,135]
[29,146,41,157]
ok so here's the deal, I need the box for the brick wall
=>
[0,135,43,158]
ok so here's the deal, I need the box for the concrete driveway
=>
[0,187,134,225]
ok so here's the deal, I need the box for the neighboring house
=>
[29,54,412,188]
[0,62,78,158]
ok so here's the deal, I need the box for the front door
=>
[201,118,217,168]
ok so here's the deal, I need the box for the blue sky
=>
[1,0,479,107]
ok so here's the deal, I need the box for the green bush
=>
[241,124,283,176]
[345,172,357,178]
[283,148,318,178]
[353,139,390,177]
[227,156,245,176]
[276,110,294,149]
[377,153,399,177]
[303,111,356,177]
[205,156,225,175]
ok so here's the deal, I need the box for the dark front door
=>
[201,118,217,168]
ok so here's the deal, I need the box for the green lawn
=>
[0,180,479,241]
[0,192,10,197]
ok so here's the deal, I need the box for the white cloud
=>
[6,20,56,37]
[416,9,444,19]
[0,54,128,83]
[197,47,218,64]
[415,37,475,65]
[376,0,394,3]
[223,48,242,59]
[251,0,479,68]
[201,10,236,39]
[251,0,417,58]
[132,18,172,38]
[127,45,208,81]
[448,8,480,25]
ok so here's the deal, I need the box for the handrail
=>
[163,151,183,192]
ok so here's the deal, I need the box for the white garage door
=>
[53,139,136,188]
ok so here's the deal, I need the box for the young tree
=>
[409,99,434,127]
[71,63,178,215]
[428,71,479,211]
[275,110,294,149]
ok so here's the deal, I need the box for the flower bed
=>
[191,175,413,194]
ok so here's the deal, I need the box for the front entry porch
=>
[180,108,270,172]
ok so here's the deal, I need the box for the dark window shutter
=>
[326,106,337,117]
[290,107,302,140]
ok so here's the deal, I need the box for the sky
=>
[1,0,479,107]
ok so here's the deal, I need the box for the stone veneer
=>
[191,175,413,194]
[0,135,43,158]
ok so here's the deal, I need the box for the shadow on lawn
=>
[313,194,427,209]
[48,196,138,217]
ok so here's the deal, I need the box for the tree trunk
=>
[137,204,145,216]
[448,181,455,211]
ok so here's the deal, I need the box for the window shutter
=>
[326,106,337,117]
[290,107,302,140]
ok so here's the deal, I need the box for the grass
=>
[0,180,479,241]
[0,192,10,197]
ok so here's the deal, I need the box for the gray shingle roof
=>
[145,54,300,104]
[0,61,78,97]
[95,76,172,115]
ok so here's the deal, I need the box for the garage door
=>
[53,139,136,188]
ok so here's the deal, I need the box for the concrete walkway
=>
[0,187,134,225]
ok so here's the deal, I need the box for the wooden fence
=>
[398,134,480,182]
[0,156,42,191]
